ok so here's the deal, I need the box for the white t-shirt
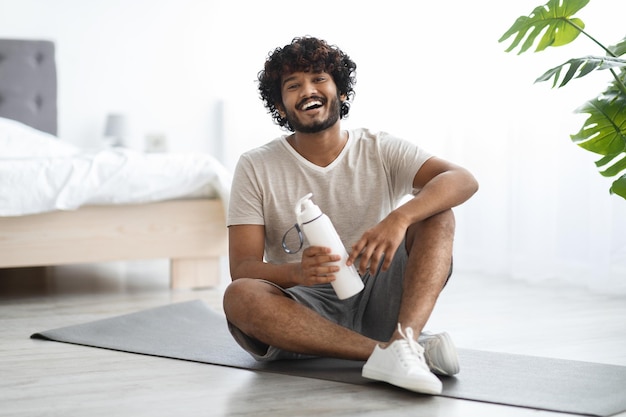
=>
[228,128,433,265]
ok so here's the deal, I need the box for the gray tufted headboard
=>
[0,39,57,135]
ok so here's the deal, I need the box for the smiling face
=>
[279,71,343,134]
[257,37,357,132]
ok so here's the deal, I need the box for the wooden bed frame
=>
[0,200,227,289]
[0,39,228,289]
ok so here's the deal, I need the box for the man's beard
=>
[285,94,341,134]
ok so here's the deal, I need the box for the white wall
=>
[2,0,625,292]
[0,0,620,163]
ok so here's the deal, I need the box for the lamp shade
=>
[104,113,128,146]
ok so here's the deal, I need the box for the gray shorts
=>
[227,243,452,361]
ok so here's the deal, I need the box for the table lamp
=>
[104,113,128,147]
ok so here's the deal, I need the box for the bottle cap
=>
[295,193,322,225]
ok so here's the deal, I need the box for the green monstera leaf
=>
[536,56,626,88]
[609,38,626,57]
[572,91,626,197]
[501,0,626,199]
[499,0,589,54]
[571,92,626,156]
[611,174,626,198]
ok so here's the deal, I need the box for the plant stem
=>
[610,69,626,96]
[564,19,615,57]
[564,19,626,95]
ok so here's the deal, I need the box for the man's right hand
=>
[295,246,341,286]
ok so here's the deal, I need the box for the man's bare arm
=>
[228,224,341,287]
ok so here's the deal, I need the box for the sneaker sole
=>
[362,366,442,395]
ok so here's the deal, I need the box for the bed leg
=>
[170,257,221,289]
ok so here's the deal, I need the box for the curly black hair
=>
[257,36,357,131]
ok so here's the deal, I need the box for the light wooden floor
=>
[1,260,625,417]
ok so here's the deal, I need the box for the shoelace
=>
[396,323,427,366]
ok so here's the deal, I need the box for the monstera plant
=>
[499,0,626,199]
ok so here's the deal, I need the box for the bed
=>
[0,39,229,289]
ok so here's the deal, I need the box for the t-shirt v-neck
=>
[279,131,353,173]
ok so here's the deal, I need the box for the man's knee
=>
[223,279,282,326]
[223,279,260,322]
[426,209,456,233]
[406,209,456,248]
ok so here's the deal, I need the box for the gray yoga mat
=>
[31,300,626,417]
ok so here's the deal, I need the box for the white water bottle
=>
[295,193,364,300]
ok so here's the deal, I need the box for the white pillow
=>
[0,117,79,158]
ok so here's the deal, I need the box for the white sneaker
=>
[418,331,460,376]
[362,324,442,395]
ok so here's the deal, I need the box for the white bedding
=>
[0,117,231,216]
